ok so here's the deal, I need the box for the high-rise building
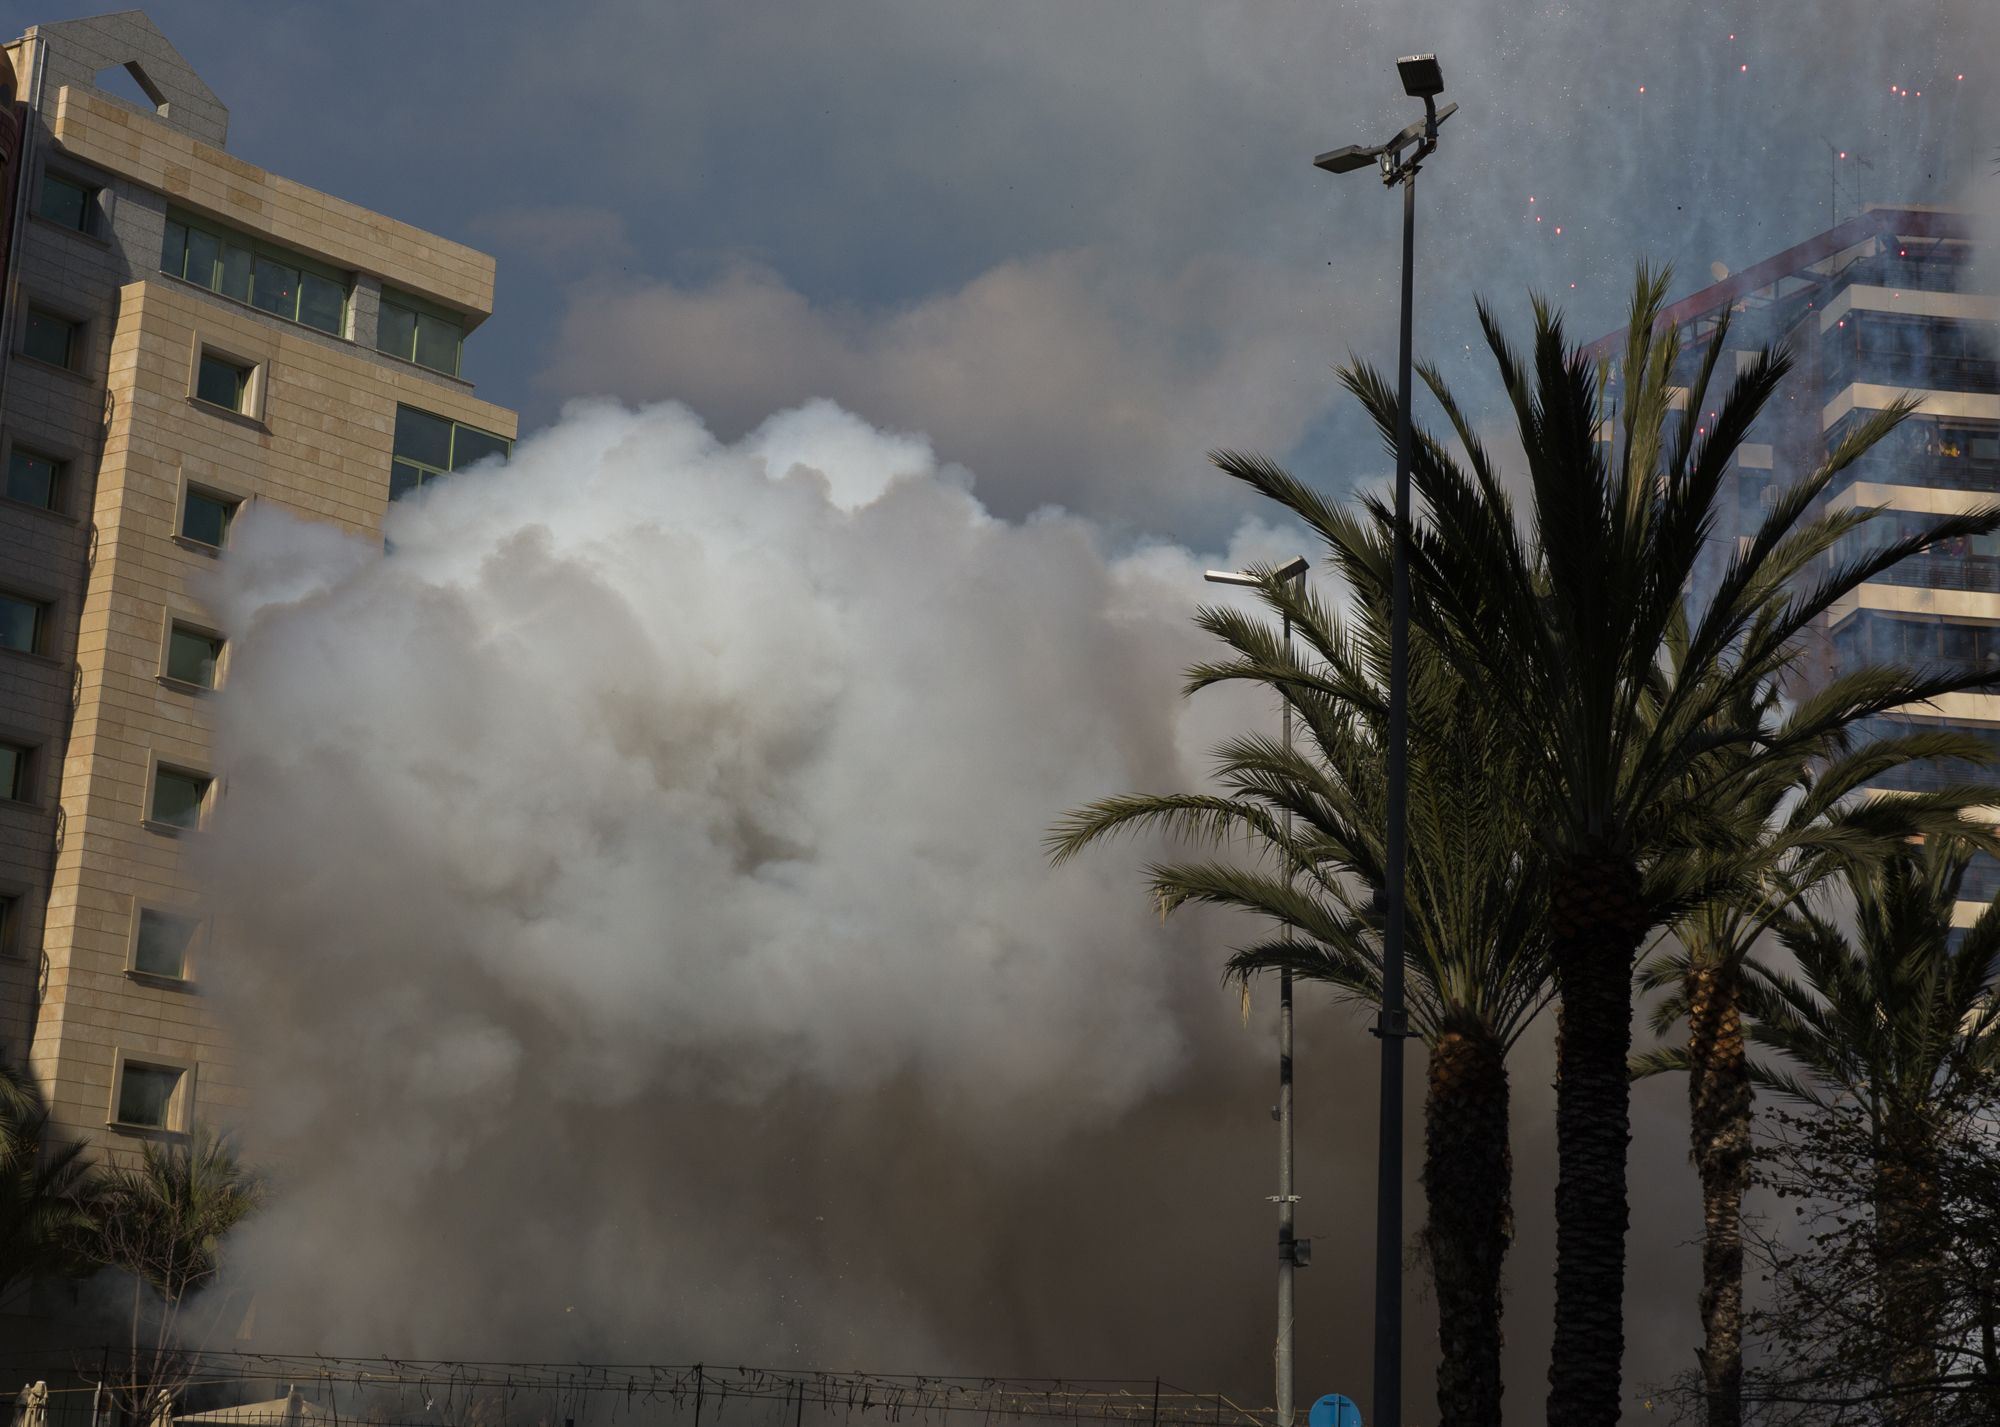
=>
[0,11,517,1156]
[1590,205,1999,922]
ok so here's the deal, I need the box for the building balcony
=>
[1823,349,2000,397]
[1863,749,2000,792]
[1826,454,2000,499]
[1859,551,2000,593]
[1837,256,1986,293]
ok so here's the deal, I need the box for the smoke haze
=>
[199,399,1368,1372]
[108,0,2000,1418]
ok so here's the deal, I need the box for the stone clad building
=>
[1589,205,2000,925]
[0,11,516,1156]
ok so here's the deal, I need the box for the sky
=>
[30,2,2000,1423]
[38,0,2000,547]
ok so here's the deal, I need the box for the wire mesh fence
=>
[1,1353,1277,1427]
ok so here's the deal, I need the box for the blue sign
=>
[1307,1395,1361,1427]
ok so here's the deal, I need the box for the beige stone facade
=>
[0,11,516,1156]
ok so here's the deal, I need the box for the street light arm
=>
[1381,114,1430,159]
[1315,102,1457,183]
[1386,102,1456,158]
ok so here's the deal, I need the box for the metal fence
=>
[3,1355,1279,1427]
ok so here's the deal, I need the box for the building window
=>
[0,893,17,957]
[377,291,464,377]
[22,308,79,369]
[36,172,98,235]
[4,447,63,510]
[390,404,511,502]
[194,351,252,413]
[149,765,211,831]
[0,741,27,802]
[0,592,47,654]
[132,907,198,979]
[179,487,239,548]
[162,214,348,337]
[112,1059,185,1131]
[164,624,223,687]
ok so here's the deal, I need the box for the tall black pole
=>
[1277,606,1297,1427]
[1371,157,1417,1427]
[1275,587,1307,1427]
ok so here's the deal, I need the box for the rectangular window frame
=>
[162,209,351,338]
[20,303,84,372]
[0,589,50,657]
[174,473,247,554]
[125,898,205,985]
[0,888,23,961]
[0,737,32,804]
[35,169,103,237]
[144,755,214,836]
[1,437,70,515]
[159,614,226,691]
[377,288,465,377]
[107,1049,195,1136]
[389,404,512,504]
[191,344,259,418]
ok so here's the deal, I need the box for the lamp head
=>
[1397,53,1444,98]
[1313,144,1380,175]
[1204,557,1310,586]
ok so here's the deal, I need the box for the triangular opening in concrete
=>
[94,61,166,113]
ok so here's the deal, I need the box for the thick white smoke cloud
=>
[196,398,1328,1362]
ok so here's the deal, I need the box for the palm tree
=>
[1214,265,2000,1426]
[1634,679,2000,1427]
[1746,837,2000,1421]
[1050,508,1552,1427]
[0,1062,99,1308]
[92,1125,265,1420]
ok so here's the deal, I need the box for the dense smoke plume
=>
[155,1,2000,1416]
[198,399,1383,1375]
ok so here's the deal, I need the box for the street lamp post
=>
[1313,53,1455,1427]
[1204,555,1310,1427]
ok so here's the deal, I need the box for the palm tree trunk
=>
[1979,1284,1999,1421]
[1546,854,1645,1427]
[1686,959,1751,1427]
[1423,1023,1514,1427]
[1873,1146,1945,1426]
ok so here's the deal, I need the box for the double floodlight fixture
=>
[1313,55,1454,184]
